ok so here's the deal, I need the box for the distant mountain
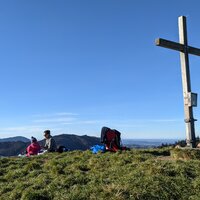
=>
[0,134,101,157]
[39,134,101,151]
[54,134,101,150]
[0,141,28,157]
[0,136,30,143]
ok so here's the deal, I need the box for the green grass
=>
[1,148,200,199]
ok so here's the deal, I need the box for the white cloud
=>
[0,113,184,140]
[0,125,45,139]
[32,112,78,118]
[0,126,44,132]
[54,112,79,116]
[32,117,76,123]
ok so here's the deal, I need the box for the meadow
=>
[0,148,200,200]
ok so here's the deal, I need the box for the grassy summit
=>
[1,148,200,200]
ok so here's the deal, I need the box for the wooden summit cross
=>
[155,16,200,148]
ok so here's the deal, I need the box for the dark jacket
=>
[44,136,57,152]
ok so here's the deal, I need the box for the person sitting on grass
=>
[43,130,57,152]
[26,137,41,157]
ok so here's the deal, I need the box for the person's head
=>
[44,130,51,139]
[31,136,37,143]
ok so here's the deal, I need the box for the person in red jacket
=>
[26,137,41,157]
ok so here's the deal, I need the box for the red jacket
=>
[26,142,41,156]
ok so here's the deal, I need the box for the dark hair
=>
[31,136,37,142]
[44,130,50,135]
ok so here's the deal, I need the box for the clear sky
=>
[0,0,200,140]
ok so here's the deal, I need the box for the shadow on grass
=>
[142,149,171,157]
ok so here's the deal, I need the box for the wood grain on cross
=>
[155,16,200,148]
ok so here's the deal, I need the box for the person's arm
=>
[43,140,48,150]
[36,142,41,152]
[26,145,32,157]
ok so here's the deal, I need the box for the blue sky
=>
[0,0,200,140]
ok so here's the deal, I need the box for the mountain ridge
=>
[0,136,30,143]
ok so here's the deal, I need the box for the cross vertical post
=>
[155,16,200,148]
[178,16,196,148]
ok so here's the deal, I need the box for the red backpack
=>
[101,127,121,152]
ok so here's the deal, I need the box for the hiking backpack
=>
[100,126,121,152]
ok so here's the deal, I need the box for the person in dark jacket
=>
[43,130,57,152]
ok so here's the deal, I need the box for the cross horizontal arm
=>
[155,38,200,56]
[188,46,200,56]
[155,38,184,51]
